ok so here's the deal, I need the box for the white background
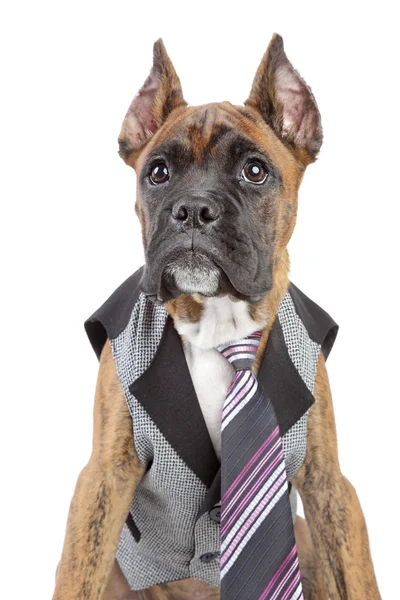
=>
[1,1,398,598]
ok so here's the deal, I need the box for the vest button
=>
[200,552,220,563]
[209,505,221,523]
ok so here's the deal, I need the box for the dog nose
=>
[171,197,221,227]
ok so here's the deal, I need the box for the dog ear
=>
[244,34,322,165]
[118,38,187,164]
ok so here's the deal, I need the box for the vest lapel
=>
[129,313,220,488]
[129,298,315,519]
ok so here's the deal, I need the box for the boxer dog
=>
[53,34,381,599]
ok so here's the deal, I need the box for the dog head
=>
[118,34,322,305]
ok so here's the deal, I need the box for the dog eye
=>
[241,161,268,185]
[149,162,169,185]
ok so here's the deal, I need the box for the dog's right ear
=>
[118,39,187,165]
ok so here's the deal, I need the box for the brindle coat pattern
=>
[53,34,381,599]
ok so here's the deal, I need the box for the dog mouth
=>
[140,247,270,305]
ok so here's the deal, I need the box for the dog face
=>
[118,35,322,305]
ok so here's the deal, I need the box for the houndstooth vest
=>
[84,264,338,591]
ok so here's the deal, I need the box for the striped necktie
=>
[216,329,304,600]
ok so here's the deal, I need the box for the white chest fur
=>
[173,295,266,460]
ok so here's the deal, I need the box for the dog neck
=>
[164,248,290,351]
[171,295,264,350]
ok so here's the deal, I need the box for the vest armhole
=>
[321,322,339,362]
[84,317,107,362]
[83,265,145,361]
[288,281,339,363]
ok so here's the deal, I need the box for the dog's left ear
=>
[118,38,187,164]
[244,34,322,165]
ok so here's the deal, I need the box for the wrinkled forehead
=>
[137,101,296,173]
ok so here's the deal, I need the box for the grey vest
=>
[84,265,338,591]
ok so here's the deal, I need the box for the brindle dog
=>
[53,35,381,599]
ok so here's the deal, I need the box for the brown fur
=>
[53,341,146,599]
[53,35,381,599]
[292,352,382,599]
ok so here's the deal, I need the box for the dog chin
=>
[163,253,222,297]
[167,265,221,296]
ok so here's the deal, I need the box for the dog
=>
[53,34,381,599]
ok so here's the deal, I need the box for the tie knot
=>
[216,330,262,372]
